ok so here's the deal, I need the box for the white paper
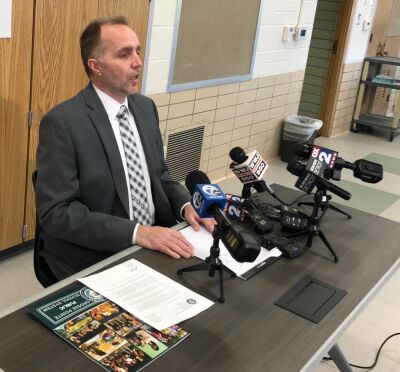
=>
[79,258,214,330]
[0,0,12,38]
[180,226,281,278]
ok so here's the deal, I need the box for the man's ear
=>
[87,58,102,77]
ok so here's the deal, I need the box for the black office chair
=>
[32,171,59,287]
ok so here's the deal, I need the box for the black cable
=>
[288,192,315,206]
[323,332,400,370]
[253,186,314,207]
[269,191,286,205]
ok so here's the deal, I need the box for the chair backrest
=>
[32,170,58,287]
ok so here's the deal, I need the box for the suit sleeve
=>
[151,100,191,219]
[36,112,135,252]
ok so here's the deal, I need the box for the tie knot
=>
[117,105,128,120]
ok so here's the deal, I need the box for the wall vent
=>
[165,126,205,182]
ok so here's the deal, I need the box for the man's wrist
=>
[180,202,191,220]
[132,224,140,244]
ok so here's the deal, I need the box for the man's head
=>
[80,16,142,103]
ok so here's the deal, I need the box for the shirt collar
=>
[92,83,129,119]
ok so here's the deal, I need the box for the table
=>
[0,185,399,372]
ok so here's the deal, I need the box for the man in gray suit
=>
[35,16,214,280]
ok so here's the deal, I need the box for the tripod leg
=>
[328,204,352,219]
[285,230,308,239]
[318,230,339,263]
[298,202,314,208]
[221,265,236,278]
[218,266,225,303]
[177,262,209,275]
[306,232,314,248]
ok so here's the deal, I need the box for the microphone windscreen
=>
[229,147,248,164]
[185,170,211,195]
[287,161,303,176]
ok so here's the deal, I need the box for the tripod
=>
[242,181,265,198]
[177,224,236,303]
[286,188,339,263]
[242,180,286,205]
[298,192,352,220]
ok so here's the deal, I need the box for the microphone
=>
[223,193,246,222]
[185,170,227,218]
[228,147,286,204]
[229,147,268,185]
[353,159,383,183]
[299,144,339,179]
[287,160,352,200]
[295,143,383,183]
[185,170,260,262]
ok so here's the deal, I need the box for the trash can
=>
[280,114,323,163]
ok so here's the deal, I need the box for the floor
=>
[0,130,399,371]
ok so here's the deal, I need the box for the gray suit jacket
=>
[36,83,190,274]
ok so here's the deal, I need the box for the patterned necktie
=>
[117,105,152,225]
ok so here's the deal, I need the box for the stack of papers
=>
[80,259,214,330]
[180,226,281,279]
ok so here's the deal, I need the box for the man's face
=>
[91,24,142,102]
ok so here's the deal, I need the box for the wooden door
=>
[368,0,400,115]
[319,0,355,136]
[24,0,150,241]
[0,0,34,251]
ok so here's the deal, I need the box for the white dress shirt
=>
[93,85,155,243]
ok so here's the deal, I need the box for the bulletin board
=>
[169,0,262,91]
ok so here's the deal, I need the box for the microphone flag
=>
[191,184,227,218]
[305,145,338,178]
[230,150,268,184]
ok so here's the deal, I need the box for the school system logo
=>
[80,287,105,302]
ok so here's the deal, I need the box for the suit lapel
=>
[83,84,130,217]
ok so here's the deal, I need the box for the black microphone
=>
[185,170,209,194]
[229,147,285,203]
[185,170,260,262]
[229,147,248,164]
[185,170,227,218]
[352,160,383,183]
[287,160,351,200]
[295,143,383,183]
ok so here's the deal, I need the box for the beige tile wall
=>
[331,62,363,137]
[147,70,305,182]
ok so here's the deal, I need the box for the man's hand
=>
[183,204,216,234]
[136,225,194,259]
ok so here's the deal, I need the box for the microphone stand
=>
[297,193,352,220]
[177,223,236,303]
[298,167,352,220]
[242,181,286,205]
[286,187,339,263]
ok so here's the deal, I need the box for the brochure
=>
[26,284,189,371]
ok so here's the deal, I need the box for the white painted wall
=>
[344,0,377,63]
[254,0,317,77]
[143,0,318,94]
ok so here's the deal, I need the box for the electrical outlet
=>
[294,25,308,41]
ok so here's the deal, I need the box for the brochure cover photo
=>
[26,285,189,371]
